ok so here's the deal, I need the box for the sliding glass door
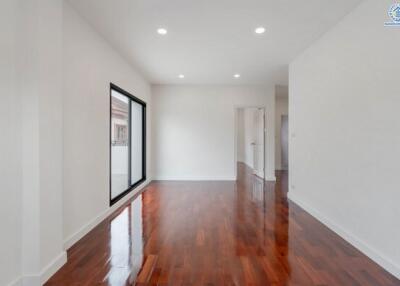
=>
[110,83,146,205]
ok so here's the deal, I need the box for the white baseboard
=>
[64,180,151,249]
[19,251,67,286]
[153,176,236,181]
[21,276,40,286]
[153,175,275,182]
[240,162,254,170]
[8,251,67,286]
[41,251,67,284]
[254,170,264,179]
[6,277,22,286]
[288,192,400,280]
[9,182,151,286]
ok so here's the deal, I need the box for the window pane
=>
[131,101,143,184]
[111,90,130,199]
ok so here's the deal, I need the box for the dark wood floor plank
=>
[46,163,399,285]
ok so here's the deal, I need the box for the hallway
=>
[46,163,398,285]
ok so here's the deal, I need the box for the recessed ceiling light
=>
[178,74,185,79]
[255,27,266,34]
[234,74,241,78]
[157,28,167,35]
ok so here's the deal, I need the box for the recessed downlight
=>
[178,74,185,79]
[255,27,266,34]
[157,28,168,35]
[234,74,241,78]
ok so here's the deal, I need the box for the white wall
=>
[63,2,152,248]
[19,0,65,284]
[0,3,152,284]
[275,95,288,170]
[152,85,275,181]
[1,1,66,285]
[289,0,400,278]
[0,1,22,285]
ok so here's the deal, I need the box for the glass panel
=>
[111,90,130,199]
[131,101,143,184]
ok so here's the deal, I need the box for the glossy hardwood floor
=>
[46,163,399,285]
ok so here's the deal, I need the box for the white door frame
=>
[234,106,266,180]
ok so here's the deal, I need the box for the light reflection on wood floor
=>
[46,163,399,285]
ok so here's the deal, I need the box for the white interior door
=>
[252,108,265,178]
[281,115,289,170]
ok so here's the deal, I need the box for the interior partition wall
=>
[110,83,146,205]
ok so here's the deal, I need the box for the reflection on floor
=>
[46,163,399,285]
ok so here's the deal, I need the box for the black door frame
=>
[109,83,146,206]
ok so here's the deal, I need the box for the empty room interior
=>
[1,0,400,285]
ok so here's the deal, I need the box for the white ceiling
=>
[67,0,362,85]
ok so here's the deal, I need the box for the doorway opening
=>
[235,107,266,180]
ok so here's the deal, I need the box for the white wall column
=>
[17,0,66,284]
